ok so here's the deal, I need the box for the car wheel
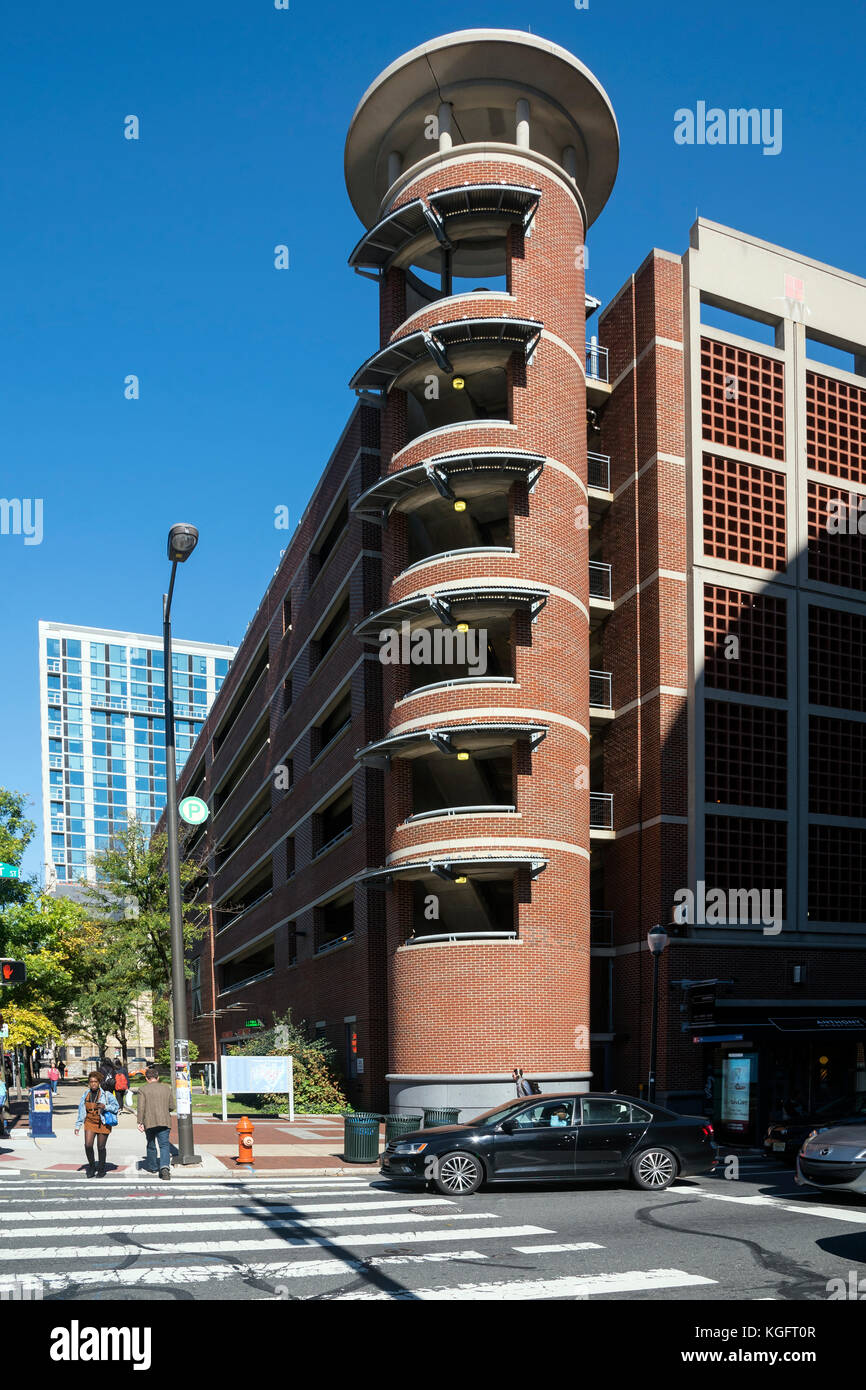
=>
[432,1151,484,1196]
[631,1147,678,1190]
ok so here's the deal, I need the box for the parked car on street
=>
[380,1092,716,1196]
[795,1123,866,1196]
[764,1093,866,1165]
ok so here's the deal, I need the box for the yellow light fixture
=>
[456,751,470,762]
[453,499,467,512]
[456,622,469,633]
[455,876,467,884]
[452,377,465,390]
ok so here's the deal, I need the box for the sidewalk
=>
[0,1085,380,1178]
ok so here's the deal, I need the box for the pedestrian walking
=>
[137,1066,175,1180]
[512,1066,533,1098]
[100,1056,117,1098]
[58,1059,66,1080]
[114,1061,130,1111]
[47,1064,60,1095]
[74,1071,119,1178]
[0,1073,7,1137]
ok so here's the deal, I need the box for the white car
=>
[795,1123,866,1195]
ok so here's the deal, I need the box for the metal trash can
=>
[423,1107,461,1129]
[343,1113,381,1163]
[384,1114,423,1144]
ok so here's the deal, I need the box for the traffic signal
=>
[0,960,26,985]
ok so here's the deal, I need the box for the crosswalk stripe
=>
[694,1189,866,1223]
[0,1224,553,1260]
[0,1196,453,1225]
[0,1207,478,1242]
[782,1203,866,1224]
[13,1251,492,1290]
[0,1184,378,1203]
[336,1268,717,1300]
[511,1251,606,1262]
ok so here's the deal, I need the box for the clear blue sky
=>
[1,0,860,882]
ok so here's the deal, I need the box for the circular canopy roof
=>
[345,29,619,230]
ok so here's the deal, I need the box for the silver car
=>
[795,1123,866,1195]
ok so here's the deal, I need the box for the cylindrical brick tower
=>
[345,30,619,1114]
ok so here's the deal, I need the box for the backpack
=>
[114,1072,128,1092]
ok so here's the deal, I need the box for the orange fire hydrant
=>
[236,1115,254,1168]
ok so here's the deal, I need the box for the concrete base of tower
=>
[386,1072,594,1122]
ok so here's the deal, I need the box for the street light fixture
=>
[646,923,669,1104]
[163,522,200,1165]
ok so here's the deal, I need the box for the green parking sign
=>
[178,797,209,826]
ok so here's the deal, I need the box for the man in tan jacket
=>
[137,1067,175,1180]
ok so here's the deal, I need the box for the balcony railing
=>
[585,341,609,383]
[589,670,612,709]
[587,451,611,491]
[214,888,273,934]
[48,754,63,769]
[405,804,516,823]
[589,561,612,600]
[590,910,613,946]
[46,658,61,673]
[590,792,614,830]
[407,931,518,945]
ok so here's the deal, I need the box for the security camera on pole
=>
[163,523,203,1166]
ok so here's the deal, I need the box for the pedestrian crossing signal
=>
[0,960,26,984]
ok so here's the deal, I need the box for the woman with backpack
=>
[113,1061,130,1110]
[74,1071,119,1177]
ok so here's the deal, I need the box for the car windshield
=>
[469,1101,532,1128]
[815,1094,866,1120]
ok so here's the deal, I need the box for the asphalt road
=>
[1,1155,864,1302]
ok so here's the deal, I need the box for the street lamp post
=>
[163,522,200,1166]
[646,923,669,1103]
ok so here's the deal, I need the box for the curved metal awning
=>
[349,317,543,393]
[356,720,549,766]
[348,185,542,274]
[348,199,439,271]
[354,583,549,639]
[360,854,548,885]
[428,182,541,227]
[352,449,545,516]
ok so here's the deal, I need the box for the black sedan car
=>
[380,1092,716,1196]
[763,1093,866,1165]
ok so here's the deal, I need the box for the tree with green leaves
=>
[83,817,208,1068]
[0,787,36,908]
[0,890,99,1077]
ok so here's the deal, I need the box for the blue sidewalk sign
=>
[29,1082,56,1138]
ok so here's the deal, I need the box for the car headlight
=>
[393,1141,428,1155]
[855,1150,866,1161]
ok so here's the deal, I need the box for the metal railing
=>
[585,341,609,383]
[407,931,518,945]
[214,888,273,934]
[589,670,612,709]
[405,804,516,823]
[590,910,614,946]
[587,451,611,490]
[589,561,612,600]
[590,792,614,830]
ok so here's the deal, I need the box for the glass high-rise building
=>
[38,621,236,886]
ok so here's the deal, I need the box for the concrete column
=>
[562,145,578,178]
[516,99,531,149]
[387,151,402,186]
[438,103,453,153]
